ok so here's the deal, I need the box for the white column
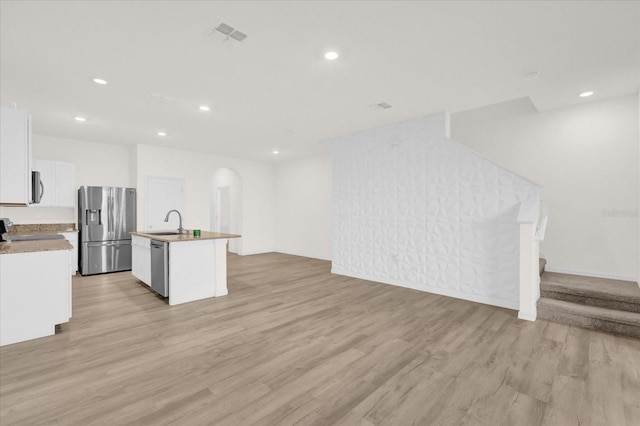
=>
[213,239,229,297]
[518,223,540,321]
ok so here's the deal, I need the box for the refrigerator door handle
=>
[108,194,113,236]
[92,241,120,247]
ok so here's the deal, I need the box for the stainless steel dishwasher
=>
[150,240,169,297]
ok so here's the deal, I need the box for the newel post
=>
[517,196,541,321]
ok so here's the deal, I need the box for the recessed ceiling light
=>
[93,78,108,85]
[157,131,167,137]
[579,91,594,97]
[324,51,339,60]
[272,150,279,154]
[74,116,86,122]
[199,105,211,111]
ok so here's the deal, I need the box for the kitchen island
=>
[130,231,240,306]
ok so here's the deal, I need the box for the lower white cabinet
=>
[60,231,78,274]
[0,248,71,346]
[132,235,151,286]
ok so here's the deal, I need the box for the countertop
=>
[9,223,77,234]
[0,223,76,254]
[131,231,241,243]
[0,239,73,255]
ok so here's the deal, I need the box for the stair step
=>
[537,297,640,339]
[541,272,640,313]
[539,258,546,277]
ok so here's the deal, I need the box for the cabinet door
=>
[32,160,75,207]
[0,107,31,205]
[0,249,70,346]
[60,232,78,274]
[55,162,75,207]
[33,159,56,207]
[132,236,151,286]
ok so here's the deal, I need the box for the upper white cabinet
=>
[32,159,76,208]
[0,106,31,206]
[55,162,75,207]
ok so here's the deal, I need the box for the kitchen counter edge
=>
[131,231,241,243]
[0,239,73,255]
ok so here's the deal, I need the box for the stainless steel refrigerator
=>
[78,186,136,276]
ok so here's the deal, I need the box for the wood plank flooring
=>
[1,252,639,425]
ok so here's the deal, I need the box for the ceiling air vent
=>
[229,31,248,42]
[215,22,234,36]
[208,21,248,43]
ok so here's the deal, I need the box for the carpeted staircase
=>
[537,265,640,339]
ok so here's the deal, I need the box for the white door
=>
[215,186,231,233]
[147,177,185,231]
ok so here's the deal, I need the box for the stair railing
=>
[535,200,548,241]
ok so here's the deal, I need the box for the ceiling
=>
[1,1,638,162]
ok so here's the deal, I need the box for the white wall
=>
[135,144,275,256]
[328,113,539,310]
[212,168,243,253]
[451,94,639,281]
[274,155,332,260]
[0,134,134,224]
[32,134,135,187]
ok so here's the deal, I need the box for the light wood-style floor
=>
[1,253,639,425]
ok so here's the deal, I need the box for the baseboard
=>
[275,249,331,261]
[331,267,519,311]
[238,250,331,261]
[237,249,275,256]
[545,266,639,285]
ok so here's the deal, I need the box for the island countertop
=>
[130,231,241,243]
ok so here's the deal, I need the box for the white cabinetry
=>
[0,107,31,206]
[32,159,75,207]
[60,231,79,274]
[55,162,75,207]
[0,248,71,346]
[132,235,151,286]
[131,233,233,306]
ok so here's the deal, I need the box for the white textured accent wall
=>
[328,113,539,309]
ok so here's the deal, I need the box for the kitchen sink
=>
[145,231,181,236]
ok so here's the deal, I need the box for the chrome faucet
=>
[164,210,186,234]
